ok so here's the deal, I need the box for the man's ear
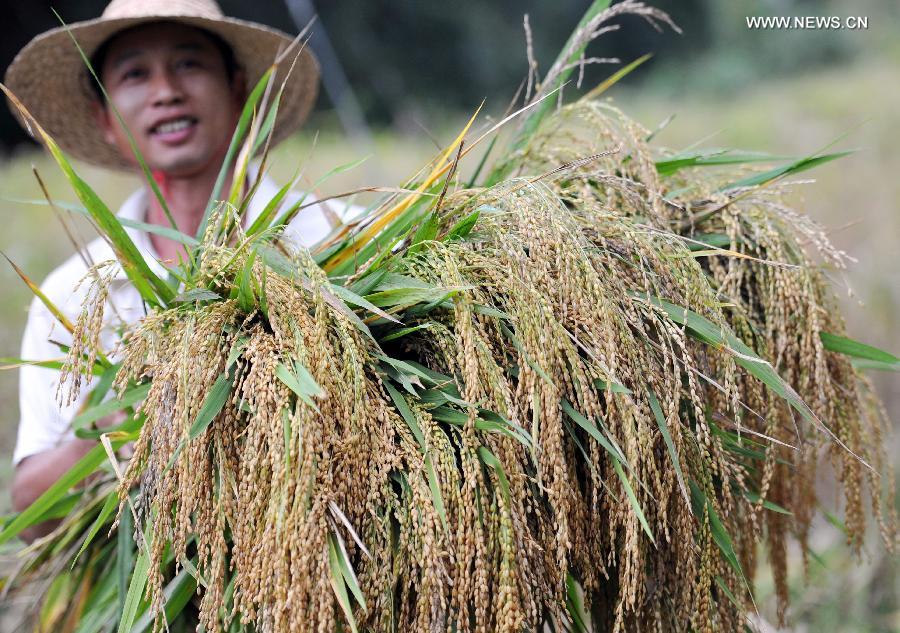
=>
[90,98,118,146]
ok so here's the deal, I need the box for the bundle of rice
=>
[1,2,896,631]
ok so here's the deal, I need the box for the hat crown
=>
[102,0,224,20]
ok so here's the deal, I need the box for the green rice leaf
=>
[424,454,449,532]
[565,573,590,633]
[2,251,76,335]
[384,383,426,448]
[477,447,511,506]
[71,568,118,633]
[117,533,150,633]
[477,410,533,448]
[0,357,101,373]
[0,441,126,544]
[561,399,625,463]
[39,571,75,630]
[327,534,360,633]
[466,135,498,188]
[33,491,82,524]
[114,219,198,248]
[364,273,461,307]
[409,210,441,253]
[429,407,531,446]
[275,361,324,411]
[237,250,258,313]
[177,556,208,590]
[332,532,368,612]
[647,389,690,508]
[851,358,900,372]
[131,568,197,633]
[472,304,512,320]
[251,94,282,158]
[656,149,789,177]
[593,378,632,394]
[743,490,792,515]
[7,202,200,248]
[365,284,464,309]
[820,332,900,369]
[377,354,433,387]
[612,459,654,544]
[445,209,480,240]
[707,500,742,577]
[328,282,402,324]
[714,575,741,609]
[172,288,221,303]
[690,482,744,578]
[71,491,117,568]
[88,363,120,407]
[117,510,133,623]
[721,150,852,191]
[584,52,653,101]
[822,507,849,536]
[381,322,435,342]
[246,177,297,237]
[75,411,143,440]
[71,383,151,430]
[188,372,234,439]
[681,232,733,251]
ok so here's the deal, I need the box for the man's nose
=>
[150,69,185,106]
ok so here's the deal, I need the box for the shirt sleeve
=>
[12,270,91,466]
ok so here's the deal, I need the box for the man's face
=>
[95,22,243,176]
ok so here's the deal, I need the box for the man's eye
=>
[177,58,201,70]
[121,68,146,81]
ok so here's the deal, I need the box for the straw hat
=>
[3,0,319,170]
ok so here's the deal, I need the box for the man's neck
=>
[145,163,235,265]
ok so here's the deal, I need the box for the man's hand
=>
[11,410,127,544]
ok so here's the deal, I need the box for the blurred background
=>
[1,0,897,630]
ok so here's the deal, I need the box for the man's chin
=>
[140,151,217,178]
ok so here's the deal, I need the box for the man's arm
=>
[11,409,127,543]
[12,263,115,543]
[11,437,97,543]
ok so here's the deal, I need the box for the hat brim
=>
[4,15,319,171]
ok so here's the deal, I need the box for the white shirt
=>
[13,172,351,465]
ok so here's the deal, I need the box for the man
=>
[4,0,341,541]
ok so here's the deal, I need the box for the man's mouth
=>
[150,116,198,138]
